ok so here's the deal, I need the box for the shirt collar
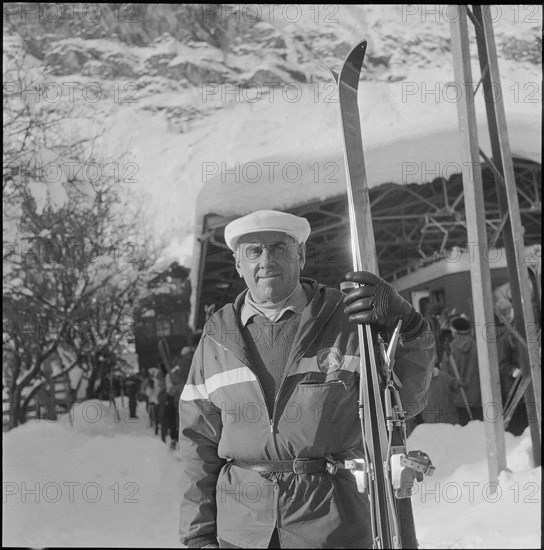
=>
[240,283,308,326]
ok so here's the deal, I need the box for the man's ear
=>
[233,250,243,278]
[299,243,306,270]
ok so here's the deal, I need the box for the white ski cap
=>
[224,210,311,251]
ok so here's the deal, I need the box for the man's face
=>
[234,231,305,304]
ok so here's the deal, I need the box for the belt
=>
[231,457,336,475]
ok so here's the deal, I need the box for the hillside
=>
[3,4,542,268]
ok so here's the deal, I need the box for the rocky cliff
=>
[3,3,541,264]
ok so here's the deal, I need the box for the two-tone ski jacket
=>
[178,279,434,548]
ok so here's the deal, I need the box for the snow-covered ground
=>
[3,398,540,548]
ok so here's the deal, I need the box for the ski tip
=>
[320,63,339,83]
[322,40,367,83]
[337,40,368,82]
[348,40,367,58]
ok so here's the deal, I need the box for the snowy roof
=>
[190,67,541,326]
[195,73,541,222]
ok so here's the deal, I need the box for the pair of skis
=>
[328,41,433,549]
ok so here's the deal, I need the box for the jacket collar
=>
[206,279,344,368]
[240,282,307,326]
[287,278,344,368]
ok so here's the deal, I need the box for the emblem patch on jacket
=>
[317,347,344,374]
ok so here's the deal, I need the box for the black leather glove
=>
[343,271,422,335]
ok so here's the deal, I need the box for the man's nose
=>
[259,246,275,267]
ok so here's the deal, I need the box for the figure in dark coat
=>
[445,316,482,426]
[498,329,528,435]
[420,366,459,424]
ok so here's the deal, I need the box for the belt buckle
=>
[292,457,310,474]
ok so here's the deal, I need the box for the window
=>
[410,289,430,313]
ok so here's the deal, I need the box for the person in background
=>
[498,327,528,435]
[157,363,169,442]
[426,305,449,369]
[139,373,149,410]
[418,364,460,425]
[125,372,142,419]
[446,315,482,425]
[178,346,194,387]
[143,368,161,432]
[167,347,193,449]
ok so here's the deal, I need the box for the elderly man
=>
[179,210,434,549]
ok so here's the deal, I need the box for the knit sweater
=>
[241,310,302,416]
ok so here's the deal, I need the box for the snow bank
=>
[3,399,180,547]
[408,422,541,549]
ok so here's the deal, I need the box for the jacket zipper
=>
[208,335,274,433]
